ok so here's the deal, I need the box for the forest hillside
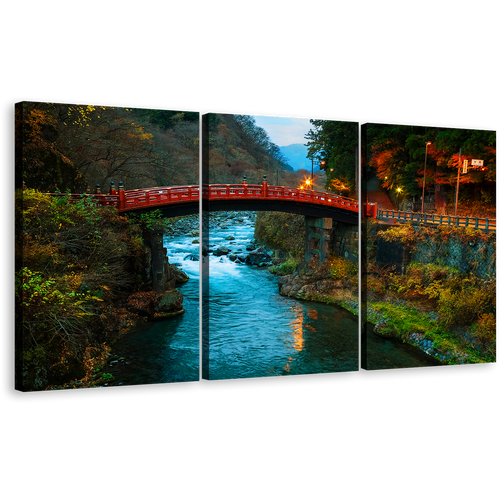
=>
[15,101,325,193]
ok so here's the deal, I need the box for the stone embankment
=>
[276,258,359,314]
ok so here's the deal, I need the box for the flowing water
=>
[106,213,441,387]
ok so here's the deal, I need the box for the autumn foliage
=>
[15,189,148,390]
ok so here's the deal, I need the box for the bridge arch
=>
[48,180,368,264]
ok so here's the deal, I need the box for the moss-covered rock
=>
[155,289,184,319]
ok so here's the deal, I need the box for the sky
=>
[252,115,313,147]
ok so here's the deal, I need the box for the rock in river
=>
[216,246,230,256]
[246,248,270,266]
[126,289,186,320]
[155,289,185,318]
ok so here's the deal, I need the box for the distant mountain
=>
[279,143,310,171]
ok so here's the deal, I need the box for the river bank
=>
[272,249,493,367]
[252,210,486,368]
[252,214,495,365]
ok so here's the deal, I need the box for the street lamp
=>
[305,178,311,190]
[421,141,431,213]
[397,187,402,210]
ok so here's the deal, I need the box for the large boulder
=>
[155,289,185,319]
[246,248,270,266]
[127,289,185,320]
[277,258,348,299]
[171,265,189,284]
[216,246,230,256]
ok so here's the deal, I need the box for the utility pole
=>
[454,148,461,217]
[421,141,431,213]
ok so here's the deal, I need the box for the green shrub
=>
[329,255,357,280]
[254,211,305,258]
[438,286,493,326]
[475,313,496,343]
[128,209,166,229]
[378,223,416,246]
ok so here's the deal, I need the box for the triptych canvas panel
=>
[15,102,496,391]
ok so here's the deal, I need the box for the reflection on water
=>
[307,307,318,320]
[290,311,304,352]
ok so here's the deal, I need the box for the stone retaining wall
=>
[373,223,496,278]
[330,221,358,263]
[412,231,495,278]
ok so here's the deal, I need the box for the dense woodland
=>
[18,104,311,192]
[365,124,496,208]
[21,105,495,205]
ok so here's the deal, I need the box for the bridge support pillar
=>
[305,217,332,262]
[143,224,174,293]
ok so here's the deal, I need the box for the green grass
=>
[368,302,437,339]
[269,257,299,276]
[367,301,494,365]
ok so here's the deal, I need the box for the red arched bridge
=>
[51,180,375,223]
[47,179,371,274]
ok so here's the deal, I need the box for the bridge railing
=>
[120,185,199,212]
[377,209,496,231]
[205,184,376,216]
[47,182,369,215]
[208,184,264,199]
